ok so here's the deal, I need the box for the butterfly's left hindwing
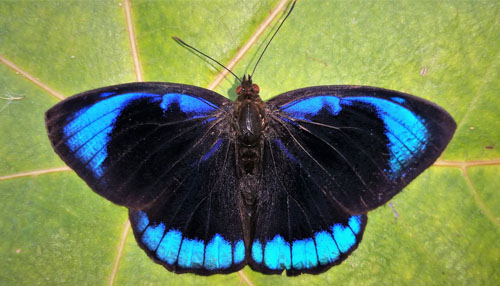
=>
[45,82,247,274]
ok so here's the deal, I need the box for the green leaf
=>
[1,0,498,285]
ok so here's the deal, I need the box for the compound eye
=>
[252,84,260,93]
[236,85,243,94]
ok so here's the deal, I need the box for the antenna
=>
[251,0,297,78]
[173,36,242,83]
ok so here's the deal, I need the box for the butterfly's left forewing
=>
[45,82,247,274]
[248,85,455,275]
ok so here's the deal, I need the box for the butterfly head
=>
[236,75,260,100]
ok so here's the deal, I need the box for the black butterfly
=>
[44,1,455,277]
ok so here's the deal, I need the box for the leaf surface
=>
[1,0,498,285]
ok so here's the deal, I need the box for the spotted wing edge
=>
[129,209,248,276]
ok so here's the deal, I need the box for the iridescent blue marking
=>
[204,234,232,270]
[391,97,406,104]
[342,96,428,178]
[281,95,342,121]
[142,222,166,251]
[204,117,216,123]
[134,211,149,233]
[264,235,291,270]
[160,93,217,117]
[178,237,205,268]
[63,93,158,177]
[234,240,245,264]
[86,147,108,177]
[291,238,318,269]
[100,92,116,98]
[281,117,296,125]
[201,139,223,161]
[348,215,362,234]
[252,240,263,264]
[273,139,296,162]
[315,231,340,265]
[331,223,356,253]
[156,229,182,265]
[63,92,219,178]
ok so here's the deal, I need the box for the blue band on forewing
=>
[281,95,342,120]
[281,95,429,179]
[63,92,218,178]
[160,93,217,116]
[343,97,428,178]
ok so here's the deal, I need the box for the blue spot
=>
[391,97,406,104]
[134,211,149,233]
[291,238,318,269]
[252,240,263,264]
[331,223,356,253]
[273,139,296,162]
[156,229,182,265]
[281,95,342,121]
[178,237,204,268]
[160,93,217,117]
[100,92,116,98]
[204,234,232,270]
[342,97,428,178]
[348,215,362,234]
[315,231,340,265]
[142,222,166,251]
[234,240,245,264]
[264,235,291,270]
[201,139,223,161]
[63,93,159,178]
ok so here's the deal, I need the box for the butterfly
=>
[44,1,455,277]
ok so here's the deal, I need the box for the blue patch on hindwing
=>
[134,211,244,271]
[252,215,362,271]
[62,93,217,178]
[264,235,291,270]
